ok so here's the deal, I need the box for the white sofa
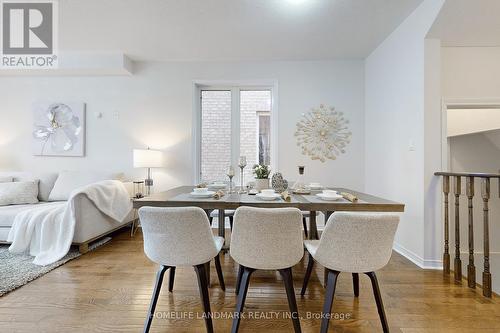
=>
[0,171,134,253]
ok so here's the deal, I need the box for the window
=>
[197,86,274,183]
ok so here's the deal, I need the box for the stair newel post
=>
[443,175,451,275]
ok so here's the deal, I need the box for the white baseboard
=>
[393,243,443,270]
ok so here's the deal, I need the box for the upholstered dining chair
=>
[139,206,226,333]
[230,207,304,333]
[300,212,399,333]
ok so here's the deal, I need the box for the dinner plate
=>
[316,193,342,201]
[190,191,216,198]
[256,193,281,201]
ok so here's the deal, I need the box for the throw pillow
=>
[0,180,39,206]
[48,170,112,201]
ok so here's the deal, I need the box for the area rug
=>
[0,237,111,296]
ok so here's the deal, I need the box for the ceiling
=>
[58,0,423,61]
[428,0,500,47]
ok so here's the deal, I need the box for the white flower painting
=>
[32,102,86,156]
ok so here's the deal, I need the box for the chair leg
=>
[301,253,315,296]
[168,267,176,292]
[302,217,308,238]
[235,265,243,295]
[214,253,226,291]
[231,266,255,333]
[320,270,340,333]
[209,216,214,226]
[366,272,389,333]
[143,265,169,333]
[194,263,214,333]
[205,261,211,287]
[229,216,234,231]
[352,273,359,297]
[279,267,302,333]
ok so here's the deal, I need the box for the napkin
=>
[340,192,358,202]
[213,190,225,200]
[281,190,291,202]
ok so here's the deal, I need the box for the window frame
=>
[192,81,278,184]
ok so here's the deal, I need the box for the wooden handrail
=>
[435,171,500,178]
[435,171,495,298]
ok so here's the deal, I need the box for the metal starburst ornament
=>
[294,104,351,162]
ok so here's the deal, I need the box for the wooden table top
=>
[133,186,405,212]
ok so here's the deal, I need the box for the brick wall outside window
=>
[200,89,272,184]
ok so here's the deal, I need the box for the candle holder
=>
[228,175,234,193]
[238,156,247,194]
[227,166,235,194]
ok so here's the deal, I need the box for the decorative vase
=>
[255,178,270,191]
[271,172,288,193]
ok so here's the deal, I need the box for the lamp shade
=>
[133,149,163,168]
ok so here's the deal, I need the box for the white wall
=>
[423,38,443,268]
[0,60,365,194]
[442,47,500,98]
[365,0,444,266]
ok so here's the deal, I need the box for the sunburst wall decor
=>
[294,104,351,162]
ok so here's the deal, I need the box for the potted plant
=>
[253,164,271,191]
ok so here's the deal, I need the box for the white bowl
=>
[309,183,323,190]
[261,189,275,195]
[316,193,342,201]
[322,190,338,195]
[256,193,281,201]
[190,190,215,198]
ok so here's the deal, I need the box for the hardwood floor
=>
[1,228,499,333]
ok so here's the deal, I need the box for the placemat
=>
[170,193,227,202]
[239,194,300,204]
[303,194,366,204]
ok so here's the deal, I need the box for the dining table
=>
[133,185,405,286]
[133,185,405,245]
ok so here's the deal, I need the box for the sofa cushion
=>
[0,202,60,227]
[0,172,58,201]
[48,170,112,201]
[0,176,12,183]
[0,181,39,206]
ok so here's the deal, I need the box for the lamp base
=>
[145,178,153,196]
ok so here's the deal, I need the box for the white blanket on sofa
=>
[7,180,132,265]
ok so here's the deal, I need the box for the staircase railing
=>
[435,171,500,297]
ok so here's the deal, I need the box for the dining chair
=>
[300,212,399,333]
[230,206,304,333]
[139,206,226,333]
[209,209,235,230]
